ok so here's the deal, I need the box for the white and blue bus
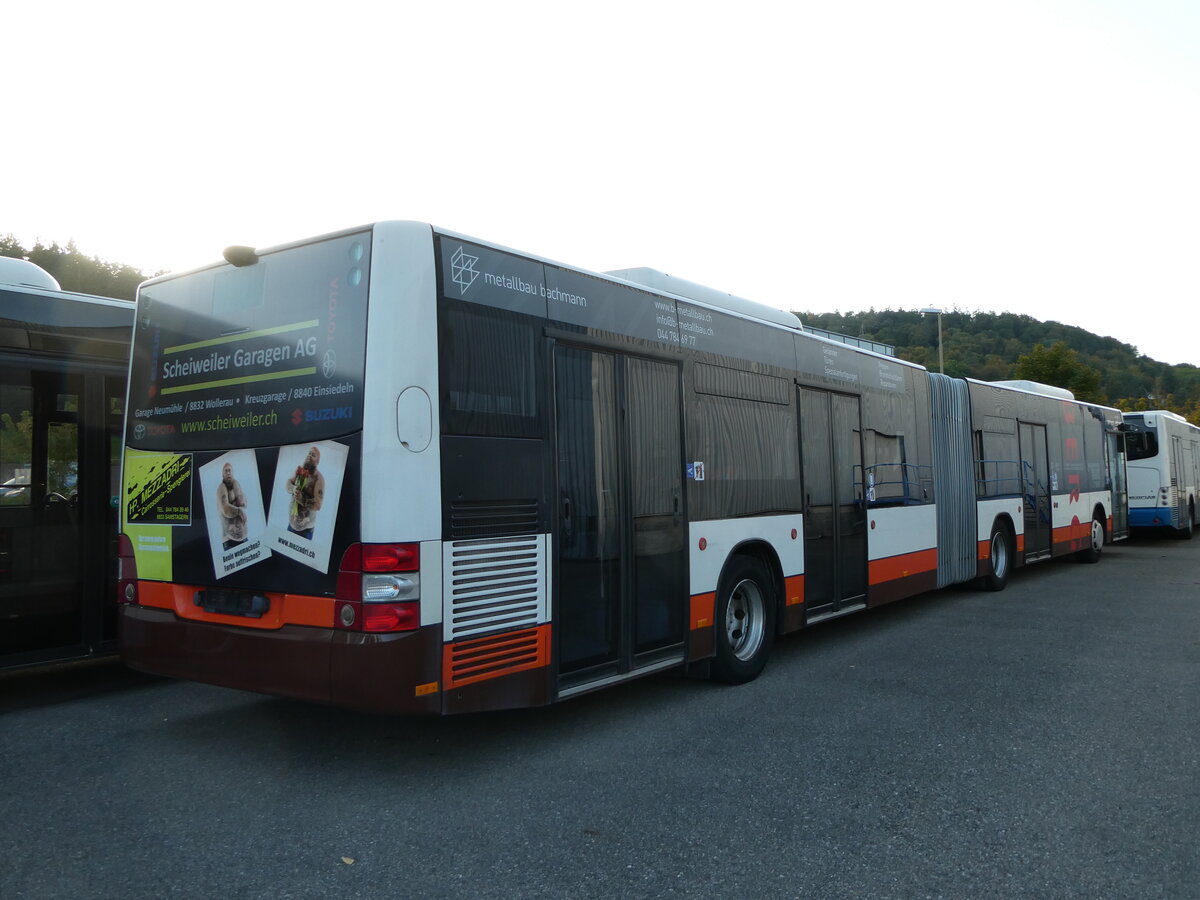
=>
[1123,410,1200,537]
[117,222,1128,714]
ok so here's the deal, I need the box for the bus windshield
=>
[126,231,371,452]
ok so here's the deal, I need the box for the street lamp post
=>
[919,307,944,374]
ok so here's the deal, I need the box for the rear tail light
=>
[117,534,138,605]
[335,542,421,633]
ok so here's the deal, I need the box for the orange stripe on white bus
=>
[690,592,715,629]
[137,580,334,629]
[784,575,805,606]
[868,548,938,585]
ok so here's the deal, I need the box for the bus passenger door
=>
[1107,430,1129,541]
[799,387,867,622]
[553,346,686,687]
[1019,422,1052,560]
[0,371,83,659]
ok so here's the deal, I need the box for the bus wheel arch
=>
[710,547,779,685]
[1076,505,1107,563]
[981,516,1014,591]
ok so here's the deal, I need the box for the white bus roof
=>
[1124,409,1190,423]
[987,379,1075,400]
[0,257,61,290]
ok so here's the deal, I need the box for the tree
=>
[0,234,25,259]
[1014,342,1105,403]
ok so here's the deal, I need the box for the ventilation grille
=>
[444,626,550,689]
[449,500,539,540]
[443,534,548,641]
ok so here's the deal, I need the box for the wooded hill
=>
[799,309,1199,421]
[3,233,1195,420]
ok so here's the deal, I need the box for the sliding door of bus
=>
[0,368,122,664]
[0,371,82,657]
[799,387,867,621]
[1019,422,1052,560]
[1108,430,1129,541]
[554,345,686,685]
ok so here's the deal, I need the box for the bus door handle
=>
[672,492,681,526]
[562,494,573,537]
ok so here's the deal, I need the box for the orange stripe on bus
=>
[442,624,550,690]
[1058,521,1093,541]
[690,593,715,630]
[136,580,334,629]
[784,575,805,606]
[868,548,938,585]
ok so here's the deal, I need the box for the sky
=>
[7,0,1199,366]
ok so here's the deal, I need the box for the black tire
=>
[980,522,1012,591]
[1076,514,1105,563]
[710,556,776,685]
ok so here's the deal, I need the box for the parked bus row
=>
[2,230,1192,687]
[114,222,1140,713]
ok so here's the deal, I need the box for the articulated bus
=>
[117,222,1127,714]
[1123,410,1199,537]
[0,258,132,669]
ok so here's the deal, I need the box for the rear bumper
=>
[119,604,443,715]
[1129,507,1173,529]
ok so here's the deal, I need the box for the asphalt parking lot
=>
[2,532,1197,899]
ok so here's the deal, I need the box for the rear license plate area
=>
[194,589,270,618]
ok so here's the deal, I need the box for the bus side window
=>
[440,303,542,438]
[0,381,33,507]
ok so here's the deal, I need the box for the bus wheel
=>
[981,523,1012,591]
[1077,514,1105,563]
[711,556,776,685]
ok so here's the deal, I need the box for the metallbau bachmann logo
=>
[450,247,479,293]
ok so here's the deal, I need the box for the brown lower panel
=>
[120,605,445,715]
[442,664,551,715]
[119,604,333,705]
[868,569,939,607]
[330,627,442,716]
[781,603,805,633]
[688,626,715,661]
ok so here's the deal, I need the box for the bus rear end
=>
[118,223,446,714]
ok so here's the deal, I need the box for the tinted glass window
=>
[1125,429,1158,461]
[126,232,370,451]
[692,393,800,518]
[0,381,32,507]
[440,302,542,438]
